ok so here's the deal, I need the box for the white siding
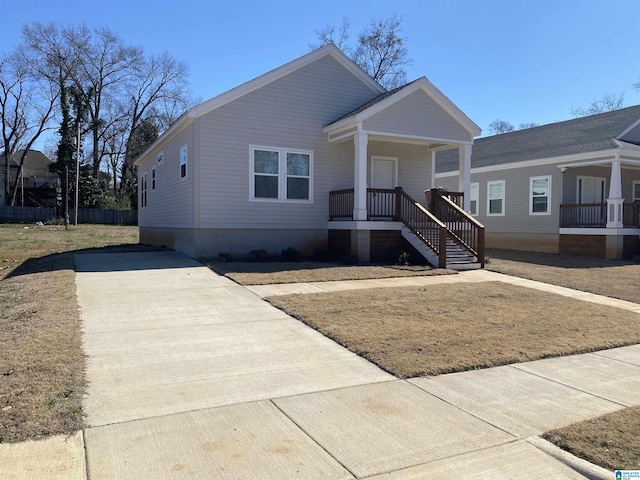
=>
[138,126,194,228]
[362,90,472,143]
[196,55,380,229]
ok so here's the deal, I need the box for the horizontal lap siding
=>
[368,141,431,201]
[561,166,640,204]
[197,55,379,229]
[138,127,194,228]
[439,165,562,235]
[363,90,472,143]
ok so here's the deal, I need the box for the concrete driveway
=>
[8,251,633,479]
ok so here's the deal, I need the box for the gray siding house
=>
[135,44,483,267]
[436,106,640,259]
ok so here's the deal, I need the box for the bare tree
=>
[518,122,538,129]
[571,92,625,117]
[313,14,411,90]
[20,21,193,197]
[0,52,58,205]
[488,119,515,135]
[311,17,351,53]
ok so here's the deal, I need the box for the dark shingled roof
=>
[436,104,640,173]
[327,80,419,126]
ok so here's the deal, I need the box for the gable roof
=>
[135,44,384,166]
[436,104,640,172]
[1,150,54,177]
[324,77,481,137]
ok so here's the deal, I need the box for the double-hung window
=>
[469,182,479,215]
[487,180,505,216]
[530,176,551,214]
[634,180,640,202]
[179,146,187,179]
[151,168,156,190]
[251,146,312,202]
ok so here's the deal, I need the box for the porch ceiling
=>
[558,157,640,171]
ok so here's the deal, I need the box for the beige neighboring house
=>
[436,106,640,259]
[134,44,484,268]
[1,150,59,207]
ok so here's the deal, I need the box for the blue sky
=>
[4,0,640,138]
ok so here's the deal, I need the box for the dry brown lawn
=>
[487,249,640,304]
[209,261,453,285]
[267,282,640,378]
[544,406,640,470]
[0,224,144,443]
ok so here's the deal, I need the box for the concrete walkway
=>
[4,251,640,479]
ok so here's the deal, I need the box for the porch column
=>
[353,132,368,220]
[606,158,623,228]
[430,150,436,190]
[458,144,472,212]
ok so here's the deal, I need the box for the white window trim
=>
[486,180,505,216]
[179,145,188,180]
[151,167,156,190]
[469,182,479,216]
[529,175,552,215]
[249,145,313,203]
[633,180,640,202]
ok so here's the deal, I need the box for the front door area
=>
[371,157,397,189]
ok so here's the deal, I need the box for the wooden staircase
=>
[396,188,485,270]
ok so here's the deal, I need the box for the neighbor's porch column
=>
[353,132,368,220]
[606,157,623,228]
[458,143,472,212]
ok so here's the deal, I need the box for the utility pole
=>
[74,119,80,226]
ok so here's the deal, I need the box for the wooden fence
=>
[0,206,137,225]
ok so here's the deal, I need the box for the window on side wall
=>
[250,146,312,202]
[152,168,156,190]
[487,180,505,216]
[469,182,479,215]
[180,146,187,179]
[530,175,551,215]
[634,180,640,202]
[140,174,147,208]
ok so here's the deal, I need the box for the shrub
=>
[249,249,269,261]
[281,247,300,262]
[393,250,410,266]
[217,252,234,263]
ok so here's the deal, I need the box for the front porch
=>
[557,156,640,258]
[559,202,640,228]
[328,187,485,269]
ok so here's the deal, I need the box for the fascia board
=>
[435,148,624,177]
[134,116,195,167]
[189,45,383,119]
[352,78,481,137]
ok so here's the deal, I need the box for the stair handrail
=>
[438,195,486,267]
[397,188,448,268]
